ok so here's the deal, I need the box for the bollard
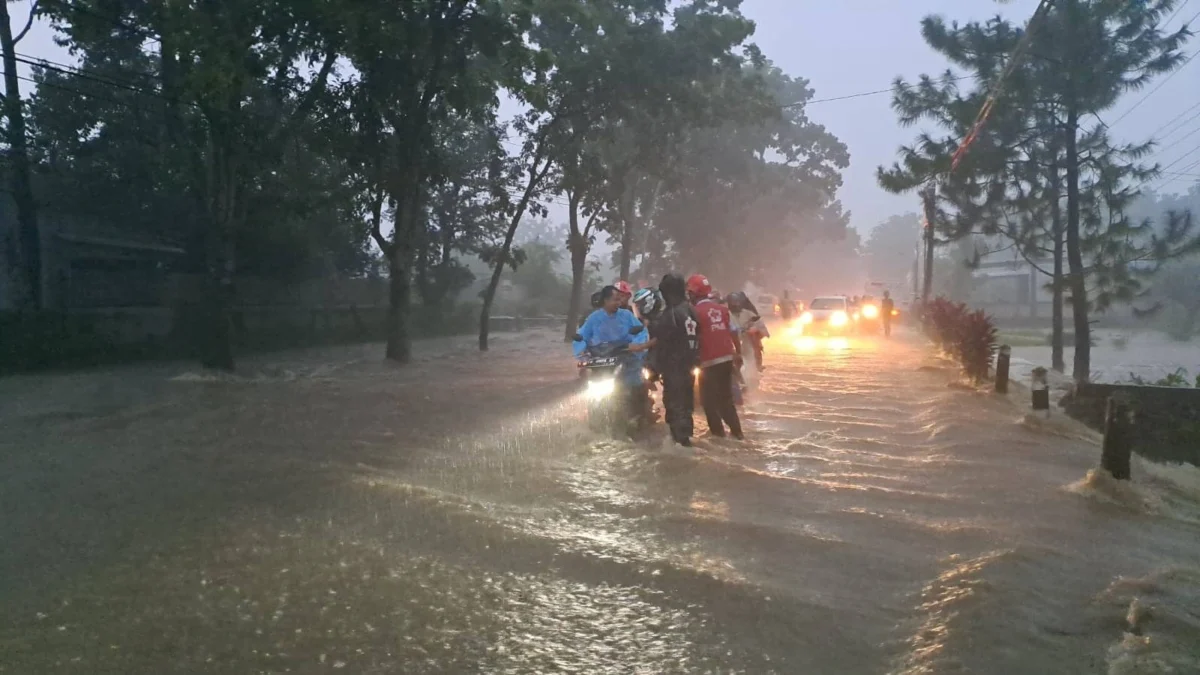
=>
[1100,396,1132,480]
[1031,367,1050,414]
[995,345,1011,394]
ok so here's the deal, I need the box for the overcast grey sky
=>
[11,0,1200,235]
[740,0,1200,231]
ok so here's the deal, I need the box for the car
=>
[800,296,853,335]
[756,294,780,316]
[855,296,884,334]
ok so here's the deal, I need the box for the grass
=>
[995,331,1049,347]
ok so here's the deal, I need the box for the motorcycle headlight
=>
[800,312,813,324]
[641,367,651,381]
[586,378,616,400]
[692,367,701,378]
[862,304,879,318]
[830,311,848,327]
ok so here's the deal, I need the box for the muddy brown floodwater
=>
[1,326,1198,674]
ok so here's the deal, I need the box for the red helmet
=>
[614,280,633,297]
[686,274,712,299]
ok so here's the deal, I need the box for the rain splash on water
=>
[1,329,1198,673]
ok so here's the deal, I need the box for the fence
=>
[1061,382,1200,467]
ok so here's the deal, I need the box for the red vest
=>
[694,299,736,367]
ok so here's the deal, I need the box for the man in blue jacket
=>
[574,285,650,381]
[575,286,652,430]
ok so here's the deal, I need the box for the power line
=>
[1164,0,1194,25]
[1144,98,1200,140]
[782,74,974,109]
[1109,48,1199,127]
[14,54,163,98]
[52,1,162,44]
[950,0,1057,172]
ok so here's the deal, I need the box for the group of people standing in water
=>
[574,274,770,447]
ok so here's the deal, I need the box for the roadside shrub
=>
[958,309,998,383]
[921,296,998,383]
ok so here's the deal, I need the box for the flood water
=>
[2,328,1198,673]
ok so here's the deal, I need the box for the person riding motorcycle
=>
[615,280,634,311]
[574,285,651,423]
[578,289,604,328]
[727,291,768,372]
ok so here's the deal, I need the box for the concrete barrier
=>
[1061,383,1200,466]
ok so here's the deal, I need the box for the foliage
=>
[1127,368,1198,388]
[863,214,921,282]
[922,296,998,383]
[14,0,851,369]
[878,0,1197,383]
[649,62,850,289]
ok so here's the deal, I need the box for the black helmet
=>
[726,291,748,309]
[590,290,604,309]
[659,273,686,304]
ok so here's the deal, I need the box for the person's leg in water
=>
[883,316,892,337]
[701,361,743,439]
[750,333,764,371]
[661,370,694,445]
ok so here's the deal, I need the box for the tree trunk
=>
[921,187,936,303]
[1,2,41,308]
[1049,162,1066,373]
[386,246,413,362]
[565,222,588,341]
[385,181,421,363]
[1064,104,1090,382]
[618,183,635,280]
[479,155,549,351]
[196,130,239,371]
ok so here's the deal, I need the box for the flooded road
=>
[2,328,1199,673]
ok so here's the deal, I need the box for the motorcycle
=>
[577,334,652,437]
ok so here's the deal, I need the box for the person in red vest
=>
[686,274,744,440]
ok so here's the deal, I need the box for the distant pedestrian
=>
[881,291,895,337]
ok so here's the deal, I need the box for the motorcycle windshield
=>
[586,342,630,358]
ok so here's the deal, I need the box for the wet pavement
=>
[2,327,1198,674]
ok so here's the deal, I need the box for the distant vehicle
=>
[756,293,780,316]
[800,296,852,335]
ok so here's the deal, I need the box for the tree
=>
[879,1,1196,381]
[336,0,533,362]
[40,0,343,369]
[863,214,922,283]
[1,0,42,308]
[651,62,849,289]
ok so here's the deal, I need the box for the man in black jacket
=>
[650,273,700,446]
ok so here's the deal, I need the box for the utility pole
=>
[920,185,936,304]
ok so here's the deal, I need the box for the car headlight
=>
[586,378,616,400]
[830,310,848,327]
[800,311,813,324]
[862,304,879,318]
